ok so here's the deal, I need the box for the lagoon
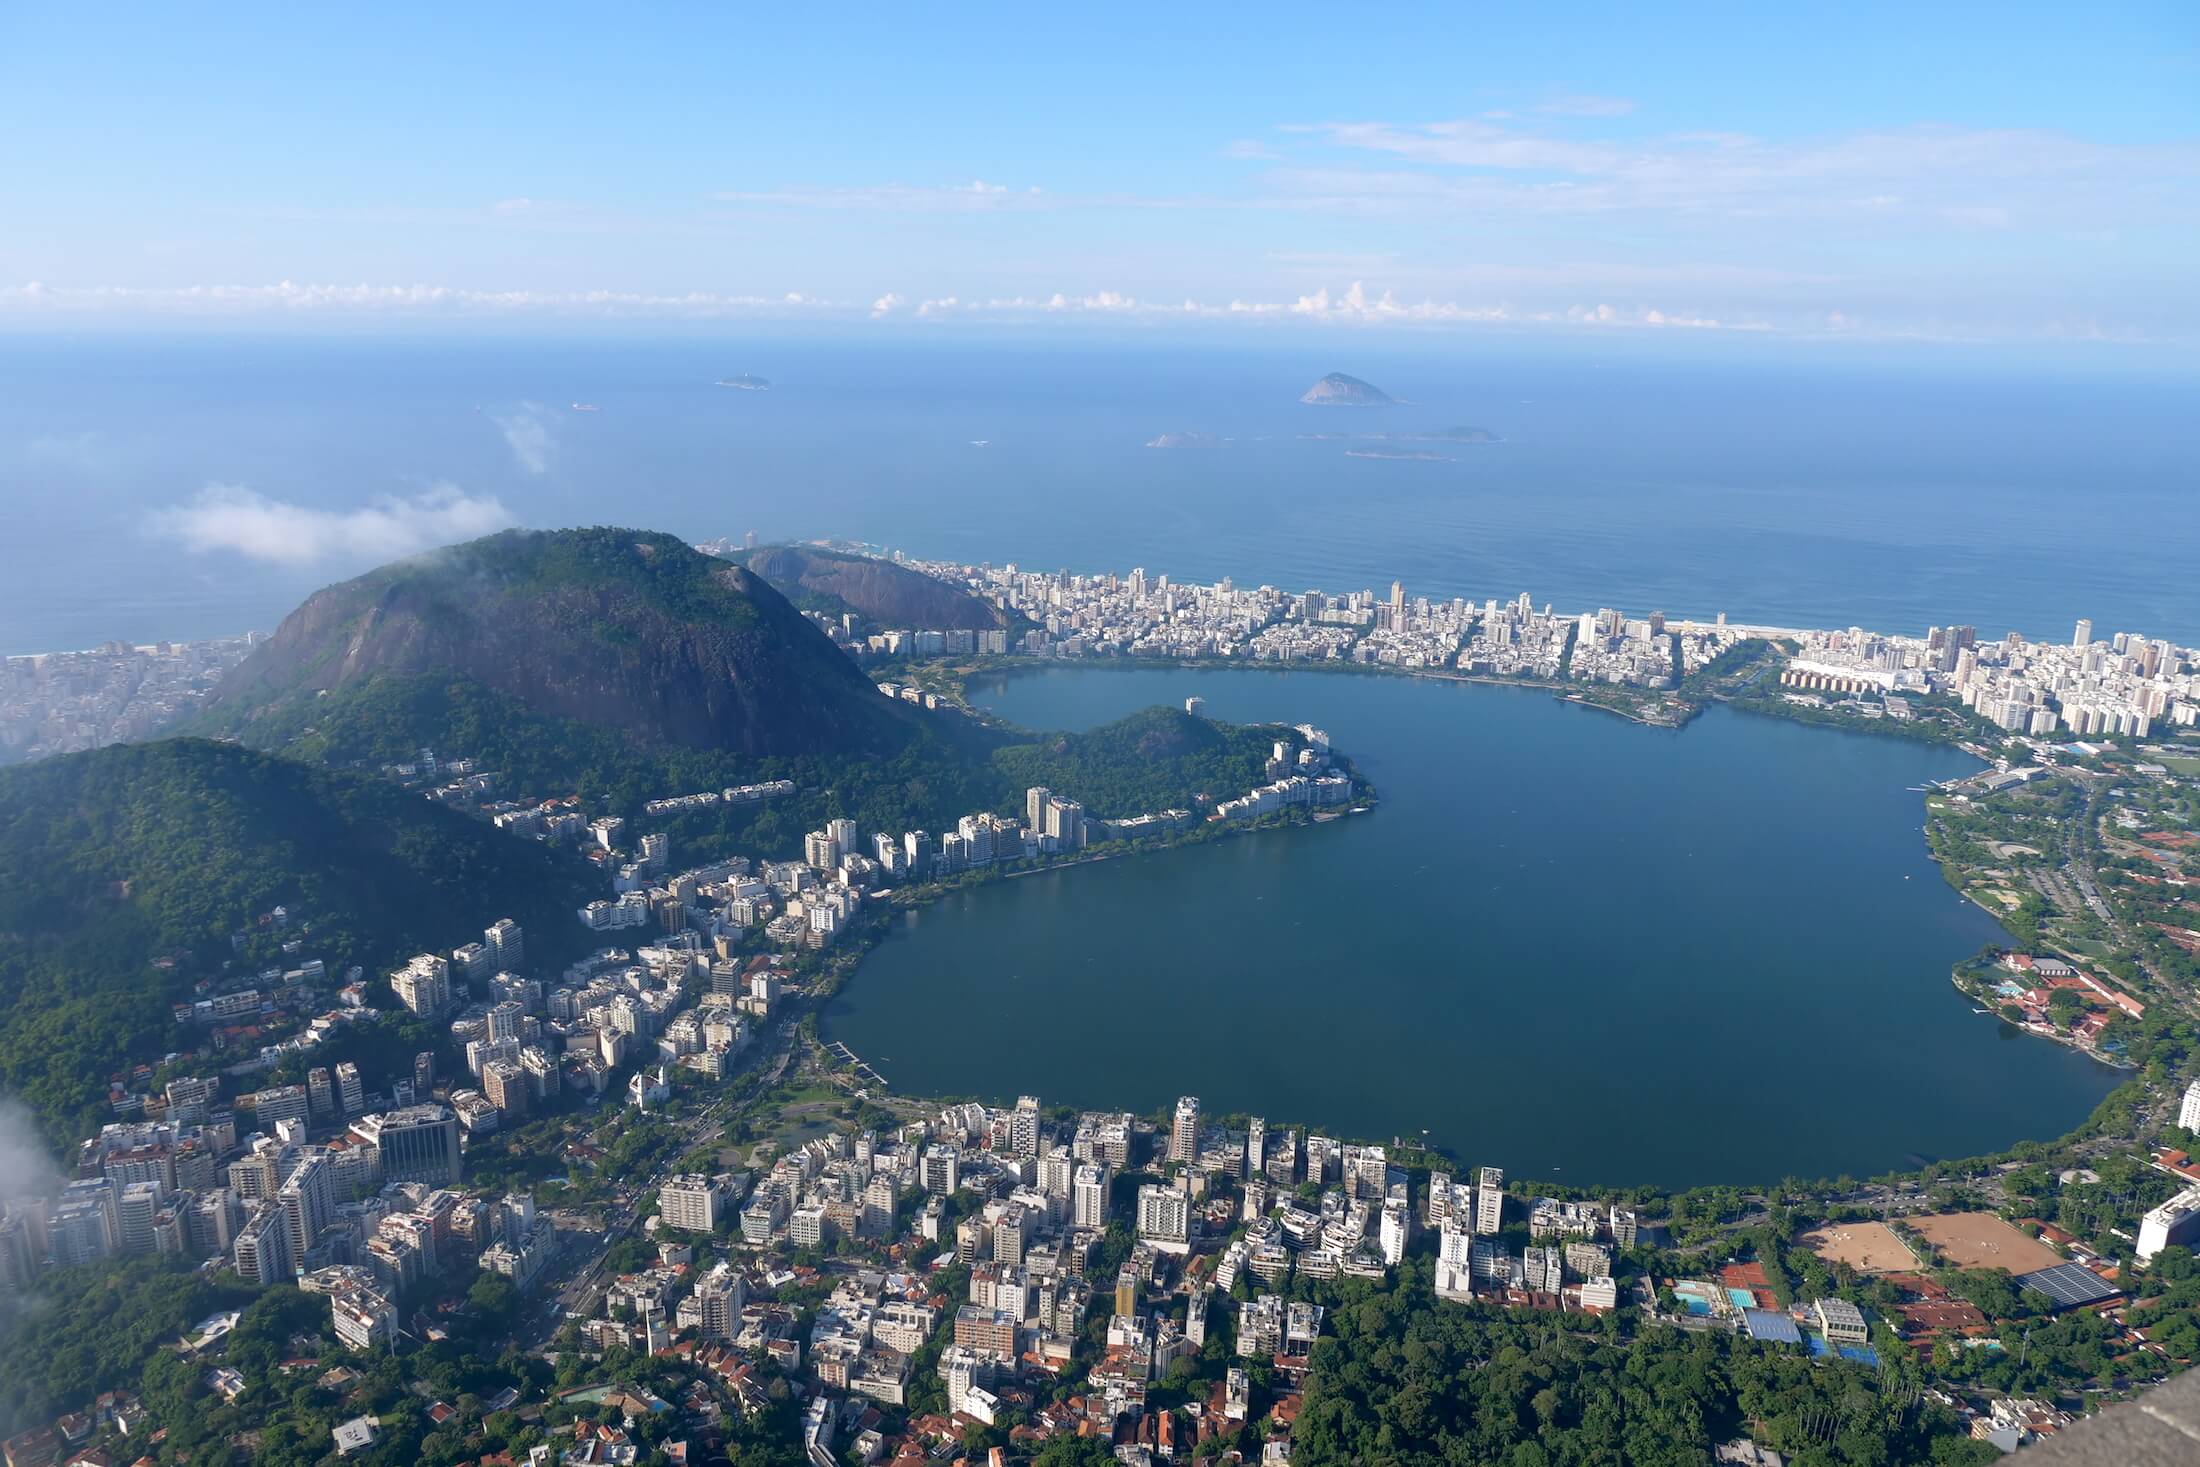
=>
[824,665,2119,1188]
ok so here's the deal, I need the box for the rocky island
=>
[1300,370,1395,406]
[714,373,771,390]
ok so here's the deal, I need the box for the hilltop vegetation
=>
[203,527,914,759]
[0,738,596,1141]
[992,705,1297,818]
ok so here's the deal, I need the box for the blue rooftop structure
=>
[2020,1262,2121,1311]
[1744,1308,1803,1344]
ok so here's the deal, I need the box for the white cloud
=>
[0,275,2152,344]
[153,483,516,566]
[491,402,554,475]
[0,1099,60,1204]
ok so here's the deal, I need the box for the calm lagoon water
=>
[825,665,2120,1189]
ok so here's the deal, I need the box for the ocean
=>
[1,331,2195,654]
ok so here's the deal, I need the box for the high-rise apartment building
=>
[485,918,525,971]
[1010,1095,1043,1160]
[1475,1167,1505,1235]
[349,1104,462,1186]
[1136,1183,1191,1254]
[1073,1164,1111,1230]
[390,954,452,1017]
[1170,1096,1200,1164]
[659,1173,733,1233]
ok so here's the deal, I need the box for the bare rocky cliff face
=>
[730,544,1013,632]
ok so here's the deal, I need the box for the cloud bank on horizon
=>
[154,484,516,567]
[1,9,2193,347]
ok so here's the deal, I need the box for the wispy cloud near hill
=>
[153,483,514,566]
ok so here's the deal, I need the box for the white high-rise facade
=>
[1073,1164,1110,1230]
[2179,1079,2200,1134]
[1475,1167,1505,1235]
[1136,1182,1191,1253]
[1170,1096,1200,1164]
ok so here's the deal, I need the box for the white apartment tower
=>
[1073,1164,1111,1230]
[1475,1167,1505,1235]
[1170,1096,1200,1165]
[659,1173,731,1233]
[1010,1095,1043,1160]
[390,954,452,1017]
[484,918,524,972]
[1136,1183,1191,1253]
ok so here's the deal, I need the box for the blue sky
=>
[3,3,2196,347]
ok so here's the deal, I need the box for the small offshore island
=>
[1299,371,1395,406]
[714,373,771,391]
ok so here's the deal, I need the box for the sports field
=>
[1798,1221,1918,1274]
[1907,1212,2065,1273]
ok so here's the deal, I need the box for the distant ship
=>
[570,402,600,412]
[714,374,771,391]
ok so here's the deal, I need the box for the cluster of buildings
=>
[1425,1171,1632,1312]
[572,749,1350,963]
[0,1078,485,1307]
[1985,953,2148,1054]
[872,557,1754,693]
[1783,618,2197,738]
[2139,1082,2200,1261]
[841,555,2200,741]
[0,633,259,764]
[395,921,768,1121]
[0,915,540,1296]
[853,627,1013,659]
[721,1092,1434,1453]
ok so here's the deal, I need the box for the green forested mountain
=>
[992,705,1298,818]
[201,527,917,759]
[0,738,597,1140]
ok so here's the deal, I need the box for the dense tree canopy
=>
[0,737,598,1140]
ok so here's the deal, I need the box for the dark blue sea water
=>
[2,331,2195,654]
[827,665,2122,1188]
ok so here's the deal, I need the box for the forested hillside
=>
[0,738,596,1140]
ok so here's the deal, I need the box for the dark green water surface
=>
[826,666,2118,1187]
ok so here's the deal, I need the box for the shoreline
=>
[822,659,2128,1190]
